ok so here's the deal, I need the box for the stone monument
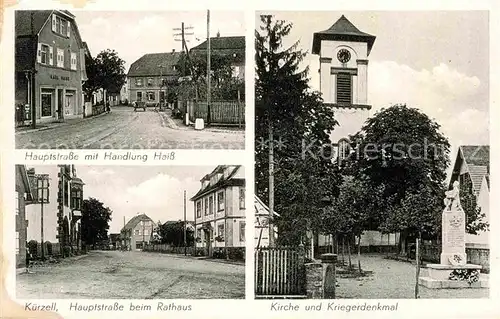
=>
[419,181,487,289]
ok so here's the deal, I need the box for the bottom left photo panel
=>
[14,164,246,299]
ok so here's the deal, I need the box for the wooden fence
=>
[254,246,306,298]
[143,243,194,255]
[191,101,245,127]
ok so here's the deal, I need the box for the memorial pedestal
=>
[419,264,487,289]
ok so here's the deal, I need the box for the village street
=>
[16,250,245,299]
[15,106,245,150]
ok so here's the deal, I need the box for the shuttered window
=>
[336,73,352,104]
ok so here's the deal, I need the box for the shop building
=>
[15,10,87,124]
[15,165,34,268]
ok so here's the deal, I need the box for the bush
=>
[227,247,245,260]
[45,241,53,256]
[28,240,38,258]
[62,246,71,258]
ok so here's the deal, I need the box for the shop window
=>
[41,91,53,117]
[196,200,202,218]
[136,92,142,101]
[147,92,155,101]
[239,221,245,242]
[239,187,245,209]
[217,191,224,211]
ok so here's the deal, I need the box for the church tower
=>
[312,15,376,159]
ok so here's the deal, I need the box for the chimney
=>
[172,49,175,53]
[216,31,220,38]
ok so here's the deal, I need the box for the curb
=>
[15,112,109,136]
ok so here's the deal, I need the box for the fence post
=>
[321,253,337,299]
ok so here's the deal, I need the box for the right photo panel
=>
[254,11,489,299]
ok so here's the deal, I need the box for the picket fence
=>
[254,247,306,298]
[191,101,245,126]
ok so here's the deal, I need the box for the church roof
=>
[312,15,376,55]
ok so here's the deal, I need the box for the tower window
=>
[336,73,352,104]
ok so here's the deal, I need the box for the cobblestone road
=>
[336,254,489,299]
[16,106,245,149]
[16,250,245,299]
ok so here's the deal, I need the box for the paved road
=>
[16,250,245,299]
[16,106,245,149]
[336,254,489,299]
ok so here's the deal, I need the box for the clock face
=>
[337,49,351,63]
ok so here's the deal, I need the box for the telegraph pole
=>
[30,12,37,129]
[184,190,187,256]
[206,9,211,125]
[268,120,275,248]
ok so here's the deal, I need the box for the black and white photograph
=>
[254,11,489,299]
[15,164,246,299]
[14,10,245,149]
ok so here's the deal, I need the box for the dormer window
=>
[52,14,70,37]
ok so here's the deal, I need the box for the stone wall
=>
[305,262,323,299]
[466,247,489,272]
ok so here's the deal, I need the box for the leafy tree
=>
[94,49,126,96]
[459,174,489,234]
[158,221,194,247]
[255,15,341,245]
[81,197,112,248]
[82,54,99,102]
[351,104,450,253]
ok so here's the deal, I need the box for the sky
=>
[75,166,214,233]
[257,11,490,170]
[73,11,246,72]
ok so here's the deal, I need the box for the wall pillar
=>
[321,253,337,299]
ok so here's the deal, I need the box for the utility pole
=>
[206,9,211,126]
[184,190,187,256]
[37,174,49,259]
[142,220,145,250]
[30,12,37,129]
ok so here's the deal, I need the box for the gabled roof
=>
[312,15,376,55]
[127,52,181,77]
[254,195,280,217]
[16,165,33,203]
[121,213,155,232]
[15,10,53,37]
[191,36,245,51]
[190,165,244,201]
[450,145,490,196]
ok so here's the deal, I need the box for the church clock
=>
[337,49,351,63]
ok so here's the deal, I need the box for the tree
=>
[255,15,341,246]
[81,197,112,248]
[94,49,126,101]
[351,104,451,253]
[158,221,194,247]
[82,54,99,102]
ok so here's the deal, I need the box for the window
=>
[134,229,139,235]
[239,187,245,209]
[40,44,49,65]
[57,48,64,68]
[209,196,214,215]
[217,191,225,211]
[239,221,245,242]
[338,139,350,163]
[136,78,143,87]
[197,228,202,240]
[147,91,155,101]
[16,232,19,254]
[196,200,202,218]
[70,52,77,70]
[71,189,82,210]
[136,92,142,101]
[217,223,224,240]
[204,198,208,216]
[336,73,352,104]
[147,78,154,86]
[15,192,19,215]
[52,15,70,37]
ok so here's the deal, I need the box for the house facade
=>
[25,165,84,255]
[15,10,87,124]
[254,195,278,248]
[121,214,156,250]
[191,166,246,257]
[127,51,180,105]
[449,145,490,246]
[15,165,34,268]
[190,34,245,81]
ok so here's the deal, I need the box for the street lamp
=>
[35,174,50,260]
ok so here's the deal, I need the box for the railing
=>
[255,246,306,297]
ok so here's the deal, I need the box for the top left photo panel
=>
[14,10,246,150]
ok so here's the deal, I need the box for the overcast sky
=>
[257,11,489,168]
[73,11,245,72]
[75,166,215,233]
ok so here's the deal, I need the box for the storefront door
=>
[40,89,54,118]
[65,91,76,116]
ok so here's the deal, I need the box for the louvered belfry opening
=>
[336,72,352,104]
